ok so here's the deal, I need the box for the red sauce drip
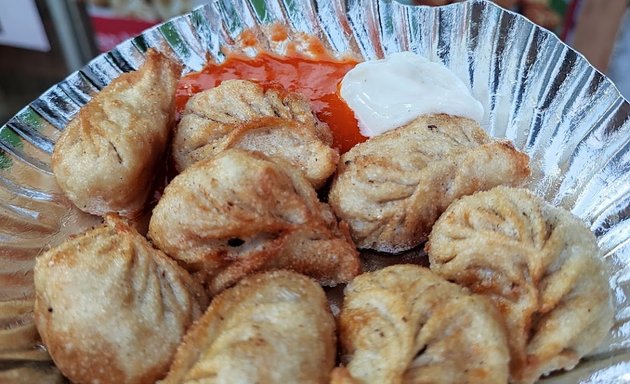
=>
[175,53,366,153]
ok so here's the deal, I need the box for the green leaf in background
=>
[251,0,269,22]
[0,126,24,149]
[0,151,11,170]
[19,108,43,132]
[550,0,569,16]
[0,125,24,171]
[160,23,192,58]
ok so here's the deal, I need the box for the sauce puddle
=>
[175,53,366,154]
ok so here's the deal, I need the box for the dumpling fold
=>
[161,270,336,384]
[333,264,510,384]
[173,79,338,188]
[52,49,180,217]
[427,186,614,384]
[34,215,208,384]
[329,114,530,252]
[148,148,360,294]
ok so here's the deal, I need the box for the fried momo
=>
[427,186,614,384]
[34,216,208,384]
[52,49,180,217]
[173,79,338,188]
[161,270,336,384]
[328,114,530,252]
[333,264,510,384]
[148,148,360,294]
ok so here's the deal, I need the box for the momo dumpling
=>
[148,148,360,295]
[427,186,614,384]
[34,215,208,384]
[328,114,530,252]
[172,79,338,188]
[332,264,510,384]
[52,49,180,217]
[161,270,336,384]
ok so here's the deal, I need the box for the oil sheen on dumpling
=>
[52,49,180,217]
[172,79,338,188]
[148,148,360,295]
[332,264,510,384]
[34,215,208,384]
[427,186,614,384]
[161,270,336,384]
[328,114,530,252]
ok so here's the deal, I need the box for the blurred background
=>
[0,0,628,126]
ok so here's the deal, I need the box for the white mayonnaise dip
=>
[340,51,484,137]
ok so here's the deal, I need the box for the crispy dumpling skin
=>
[427,186,614,384]
[52,49,180,217]
[172,79,338,188]
[161,270,336,384]
[34,215,208,384]
[333,264,510,384]
[328,114,530,252]
[148,148,360,295]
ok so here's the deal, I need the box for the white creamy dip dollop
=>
[340,51,484,137]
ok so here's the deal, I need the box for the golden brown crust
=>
[34,215,208,384]
[328,114,530,252]
[427,186,614,384]
[148,148,359,295]
[161,270,336,384]
[52,49,181,217]
[173,79,338,188]
[337,265,510,384]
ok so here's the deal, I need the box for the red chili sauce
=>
[175,53,366,154]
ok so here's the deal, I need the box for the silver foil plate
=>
[0,0,628,382]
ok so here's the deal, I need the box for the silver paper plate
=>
[1,0,629,382]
